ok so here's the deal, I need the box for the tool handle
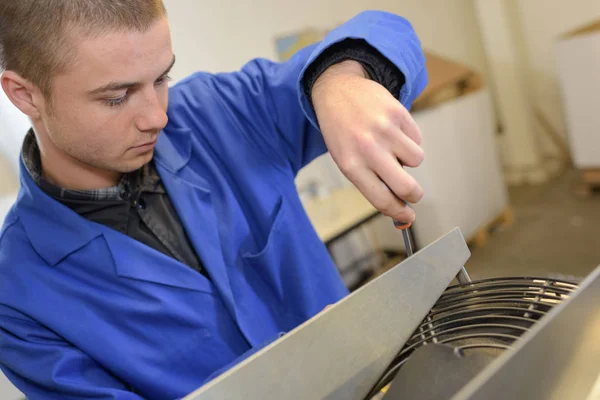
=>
[393,219,412,230]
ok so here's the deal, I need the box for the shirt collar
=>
[15,130,175,267]
[21,130,165,202]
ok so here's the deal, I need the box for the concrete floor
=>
[465,169,600,282]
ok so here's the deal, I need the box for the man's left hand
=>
[311,60,424,224]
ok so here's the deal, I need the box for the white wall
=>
[0,92,27,399]
[0,87,29,196]
[513,0,600,139]
[164,0,488,78]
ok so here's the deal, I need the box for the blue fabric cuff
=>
[297,10,428,131]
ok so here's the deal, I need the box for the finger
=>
[345,165,416,222]
[391,105,422,146]
[390,125,425,168]
[367,152,424,204]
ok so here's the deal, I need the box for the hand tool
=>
[393,218,471,285]
[388,159,471,284]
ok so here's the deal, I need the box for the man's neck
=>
[30,130,121,190]
[40,156,121,190]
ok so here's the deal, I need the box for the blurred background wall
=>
[514,0,600,144]
[163,0,489,79]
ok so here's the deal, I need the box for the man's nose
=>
[136,90,168,132]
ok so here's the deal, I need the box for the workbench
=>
[301,186,380,246]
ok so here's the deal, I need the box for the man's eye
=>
[155,75,172,86]
[104,92,129,108]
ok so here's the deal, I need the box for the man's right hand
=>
[312,61,424,224]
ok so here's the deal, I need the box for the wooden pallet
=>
[575,169,600,197]
[467,206,514,248]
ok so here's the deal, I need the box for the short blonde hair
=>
[0,0,167,99]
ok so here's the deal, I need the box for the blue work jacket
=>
[0,11,427,400]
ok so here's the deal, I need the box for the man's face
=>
[41,17,174,174]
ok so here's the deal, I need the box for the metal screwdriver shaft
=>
[401,229,413,257]
[393,219,471,285]
[393,220,413,257]
[389,159,471,284]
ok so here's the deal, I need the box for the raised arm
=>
[168,10,428,222]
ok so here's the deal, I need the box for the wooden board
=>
[575,168,600,197]
[467,206,514,248]
[560,18,600,39]
[412,52,483,111]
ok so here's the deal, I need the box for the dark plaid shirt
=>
[22,132,205,274]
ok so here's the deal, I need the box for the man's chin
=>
[119,151,155,173]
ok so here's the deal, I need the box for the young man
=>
[0,1,427,398]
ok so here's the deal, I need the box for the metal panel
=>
[185,228,471,400]
[452,265,600,400]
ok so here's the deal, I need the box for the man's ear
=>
[1,71,42,119]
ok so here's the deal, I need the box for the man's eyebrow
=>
[88,55,176,95]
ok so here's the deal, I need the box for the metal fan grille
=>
[366,277,579,398]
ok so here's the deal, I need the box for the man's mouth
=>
[131,138,158,150]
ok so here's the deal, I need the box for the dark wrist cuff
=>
[303,38,406,106]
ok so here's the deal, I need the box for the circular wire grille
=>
[366,276,579,398]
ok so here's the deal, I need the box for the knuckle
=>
[339,157,357,175]
[338,157,361,178]
[397,109,421,138]
[373,115,392,133]
[398,179,417,198]
[391,104,409,123]
[356,132,377,155]
[402,146,425,168]
[377,198,397,216]
[403,111,416,127]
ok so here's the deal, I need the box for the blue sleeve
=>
[0,308,145,400]
[170,10,427,175]
[299,11,428,128]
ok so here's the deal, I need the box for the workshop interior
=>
[1,0,600,399]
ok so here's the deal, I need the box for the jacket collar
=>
[16,126,192,267]
[17,159,102,266]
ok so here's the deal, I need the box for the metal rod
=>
[402,229,413,257]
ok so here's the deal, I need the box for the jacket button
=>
[136,198,146,210]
